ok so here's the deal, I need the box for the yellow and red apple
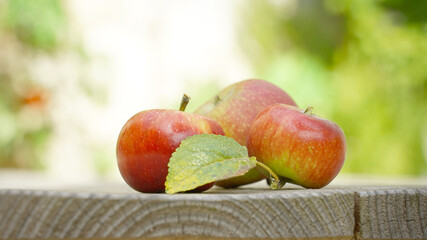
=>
[195,79,297,188]
[247,104,346,188]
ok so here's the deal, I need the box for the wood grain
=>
[0,186,426,240]
[357,187,427,240]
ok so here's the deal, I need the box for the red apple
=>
[195,79,297,188]
[247,104,346,189]
[116,95,224,193]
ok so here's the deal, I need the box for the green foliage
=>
[166,134,257,194]
[0,0,67,168]
[3,0,66,51]
[239,0,427,176]
[285,0,346,65]
[381,0,427,25]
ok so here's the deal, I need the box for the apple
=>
[247,104,346,189]
[195,79,297,188]
[116,95,225,193]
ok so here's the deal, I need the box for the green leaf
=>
[165,134,257,194]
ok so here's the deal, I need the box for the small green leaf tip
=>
[165,134,257,194]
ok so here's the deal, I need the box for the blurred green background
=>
[238,0,427,176]
[0,0,65,169]
[0,0,426,180]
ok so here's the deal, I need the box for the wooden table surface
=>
[0,172,426,240]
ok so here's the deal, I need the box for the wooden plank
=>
[356,187,427,240]
[0,186,426,240]
[0,188,355,240]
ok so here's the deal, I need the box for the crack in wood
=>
[353,192,361,240]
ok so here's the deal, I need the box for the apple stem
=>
[214,95,221,105]
[255,161,283,190]
[304,105,314,115]
[179,94,191,112]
